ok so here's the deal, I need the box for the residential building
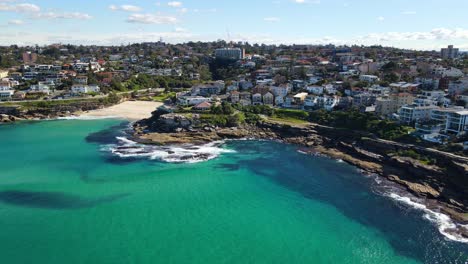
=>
[358,62,380,74]
[359,75,380,83]
[448,78,468,96]
[398,104,438,124]
[323,96,340,111]
[275,96,284,106]
[226,82,239,92]
[178,96,211,106]
[0,70,8,79]
[390,82,420,93]
[239,80,253,90]
[192,82,224,97]
[215,48,244,60]
[263,92,274,105]
[270,84,291,97]
[29,83,51,94]
[445,110,468,136]
[306,86,324,95]
[375,98,396,116]
[252,85,270,95]
[71,84,100,94]
[304,95,317,108]
[375,93,414,116]
[230,91,240,103]
[293,92,308,104]
[193,101,212,111]
[252,93,263,105]
[430,107,465,123]
[292,80,306,90]
[415,77,440,90]
[441,45,459,59]
[0,89,14,99]
[353,93,376,107]
[74,76,88,85]
[432,66,464,78]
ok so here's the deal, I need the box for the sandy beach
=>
[81,101,162,120]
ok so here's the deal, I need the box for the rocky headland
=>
[134,112,468,238]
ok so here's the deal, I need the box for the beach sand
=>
[81,101,162,120]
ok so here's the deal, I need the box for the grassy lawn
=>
[152,92,176,102]
[268,116,310,125]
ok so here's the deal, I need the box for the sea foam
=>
[104,137,234,163]
[57,115,119,120]
[388,192,468,244]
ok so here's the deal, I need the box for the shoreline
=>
[80,101,163,121]
[3,106,468,242]
[132,114,468,240]
[0,100,162,123]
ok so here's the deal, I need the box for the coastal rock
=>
[387,175,440,198]
[150,114,194,133]
[0,114,22,123]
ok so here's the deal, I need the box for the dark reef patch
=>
[0,191,130,209]
[85,121,131,145]
[214,163,241,171]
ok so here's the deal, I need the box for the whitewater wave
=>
[103,137,235,163]
[57,115,119,120]
[388,192,468,244]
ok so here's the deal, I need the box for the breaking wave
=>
[387,192,468,244]
[102,137,235,163]
[57,115,119,120]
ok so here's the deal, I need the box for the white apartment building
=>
[306,86,324,95]
[71,84,100,94]
[359,75,380,83]
[398,104,438,124]
[178,96,211,106]
[29,83,51,94]
[445,110,468,136]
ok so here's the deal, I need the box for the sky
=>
[1,0,467,50]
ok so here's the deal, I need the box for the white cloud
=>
[178,7,188,14]
[109,4,142,12]
[174,27,187,32]
[292,0,320,4]
[126,13,178,24]
[0,2,40,13]
[31,12,92,20]
[264,17,280,22]
[2,27,468,51]
[192,8,217,13]
[362,28,468,42]
[401,11,416,15]
[377,16,385,21]
[167,1,182,7]
[8,19,24,25]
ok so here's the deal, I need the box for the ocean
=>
[0,119,467,264]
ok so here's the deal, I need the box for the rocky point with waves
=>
[133,109,468,238]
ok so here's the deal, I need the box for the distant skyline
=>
[1,0,468,50]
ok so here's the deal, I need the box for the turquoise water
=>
[0,119,467,264]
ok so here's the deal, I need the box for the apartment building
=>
[398,104,438,124]
[445,110,468,136]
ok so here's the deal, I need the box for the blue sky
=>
[1,0,467,50]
